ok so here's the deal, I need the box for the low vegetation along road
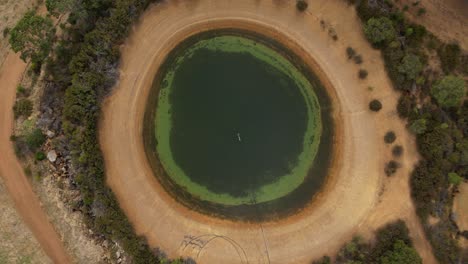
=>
[0,53,71,263]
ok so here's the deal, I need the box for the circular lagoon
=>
[144,30,334,220]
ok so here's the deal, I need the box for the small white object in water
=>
[237,132,242,142]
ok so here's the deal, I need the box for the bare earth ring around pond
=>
[100,0,435,263]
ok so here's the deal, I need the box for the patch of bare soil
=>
[33,175,109,264]
[453,182,468,249]
[0,176,51,264]
[396,0,468,50]
[100,0,437,263]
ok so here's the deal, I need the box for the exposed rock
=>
[47,150,57,163]
[46,130,55,138]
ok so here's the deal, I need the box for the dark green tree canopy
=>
[380,240,422,264]
[364,17,396,44]
[46,0,76,17]
[8,11,55,64]
[430,75,466,108]
[398,54,424,81]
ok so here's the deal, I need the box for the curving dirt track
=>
[0,53,71,263]
[101,0,437,263]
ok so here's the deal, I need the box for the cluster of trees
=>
[10,0,185,263]
[8,11,55,72]
[350,1,467,263]
[313,220,422,264]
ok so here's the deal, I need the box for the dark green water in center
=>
[144,30,334,220]
[170,48,308,197]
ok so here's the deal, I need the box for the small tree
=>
[398,54,424,81]
[430,75,466,108]
[9,11,55,65]
[353,55,363,64]
[13,98,33,118]
[296,0,308,11]
[448,172,463,186]
[364,17,396,44]
[384,131,396,144]
[346,47,356,59]
[359,69,368,79]
[46,0,76,17]
[385,160,400,176]
[380,240,422,264]
[392,145,404,157]
[369,99,382,112]
[409,119,427,134]
[25,128,46,151]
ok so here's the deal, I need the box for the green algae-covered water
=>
[145,30,334,220]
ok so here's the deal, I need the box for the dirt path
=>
[100,0,436,263]
[0,53,72,264]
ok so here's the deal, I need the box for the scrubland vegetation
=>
[348,0,467,263]
[9,0,184,263]
[313,220,421,264]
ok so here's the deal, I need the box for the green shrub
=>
[397,53,424,81]
[364,17,396,45]
[25,128,45,151]
[430,75,465,108]
[417,8,426,16]
[3,27,10,38]
[438,43,461,73]
[397,96,414,118]
[448,172,463,186]
[409,119,427,134]
[16,85,27,95]
[9,11,55,66]
[392,145,404,157]
[312,256,331,264]
[346,47,356,59]
[359,69,368,79]
[354,55,363,64]
[296,0,308,12]
[384,131,397,144]
[369,99,382,112]
[380,240,422,264]
[385,160,400,176]
[13,99,33,118]
[35,151,46,161]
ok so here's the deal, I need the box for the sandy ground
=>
[100,0,437,263]
[0,53,72,263]
[397,0,468,50]
[0,175,51,264]
[33,175,108,264]
[454,182,468,249]
[454,182,468,231]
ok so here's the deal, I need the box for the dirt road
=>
[101,0,437,263]
[0,53,71,263]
